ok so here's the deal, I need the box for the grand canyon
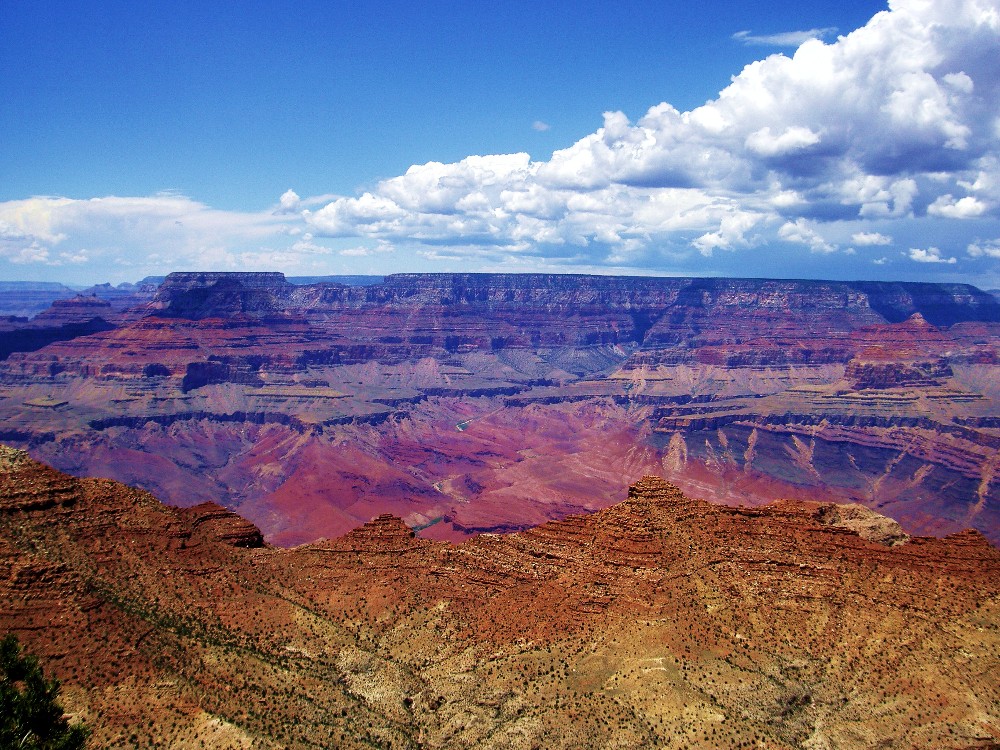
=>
[6,0,1000,745]
[0,272,998,546]
[1,271,999,748]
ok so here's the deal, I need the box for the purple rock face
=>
[0,272,998,547]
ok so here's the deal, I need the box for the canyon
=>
[1,445,997,748]
[0,271,997,547]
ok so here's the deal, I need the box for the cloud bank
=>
[300,0,1000,277]
[0,195,300,274]
[2,0,999,284]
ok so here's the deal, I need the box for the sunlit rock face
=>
[2,452,998,749]
[0,272,998,546]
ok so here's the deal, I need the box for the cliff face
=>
[11,273,997,366]
[0,272,998,547]
[1,449,998,749]
[0,296,121,360]
[152,271,297,319]
[844,357,954,389]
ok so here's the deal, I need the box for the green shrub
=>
[0,634,89,749]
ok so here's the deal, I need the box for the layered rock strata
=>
[1,449,998,749]
[0,272,997,546]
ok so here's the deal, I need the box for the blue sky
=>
[2,0,999,287]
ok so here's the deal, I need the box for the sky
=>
[1,0,999,287]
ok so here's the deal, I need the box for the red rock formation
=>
[2,450,998,748]
[177,501,265,548]
[844,357,953,389]
[0,272,998,551]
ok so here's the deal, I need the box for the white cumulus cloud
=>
[277,189,301,213]
[778,219,836,253]
[852,231,893,246]
[301,0,1000,272]
[968,238,1000,258]
[928,194,990,218]
[745,126,822,157]
[3,0,999,283]
[0,195,298,274]
[907,246,958,264]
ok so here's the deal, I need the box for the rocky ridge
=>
[1,446,998,748]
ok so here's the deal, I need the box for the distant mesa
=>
[152,271,296,319]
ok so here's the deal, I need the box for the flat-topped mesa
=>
[375,275,1000,325]
[381,272,688,306]
[152,271,295,319]
[133,272,1000,342]
[32,295,114,323]
[0,295,119,360]
[157,271,291,292]
[379,273,998,308]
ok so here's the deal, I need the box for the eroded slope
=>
[1,446,998,749]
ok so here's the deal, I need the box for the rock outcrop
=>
[178,501,265,548]
[844,357,954,389]
[0,296,117,360]
[152,271,296,319]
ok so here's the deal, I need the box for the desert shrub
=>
[0,634,89,749]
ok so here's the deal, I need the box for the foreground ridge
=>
[1,446,998,749]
